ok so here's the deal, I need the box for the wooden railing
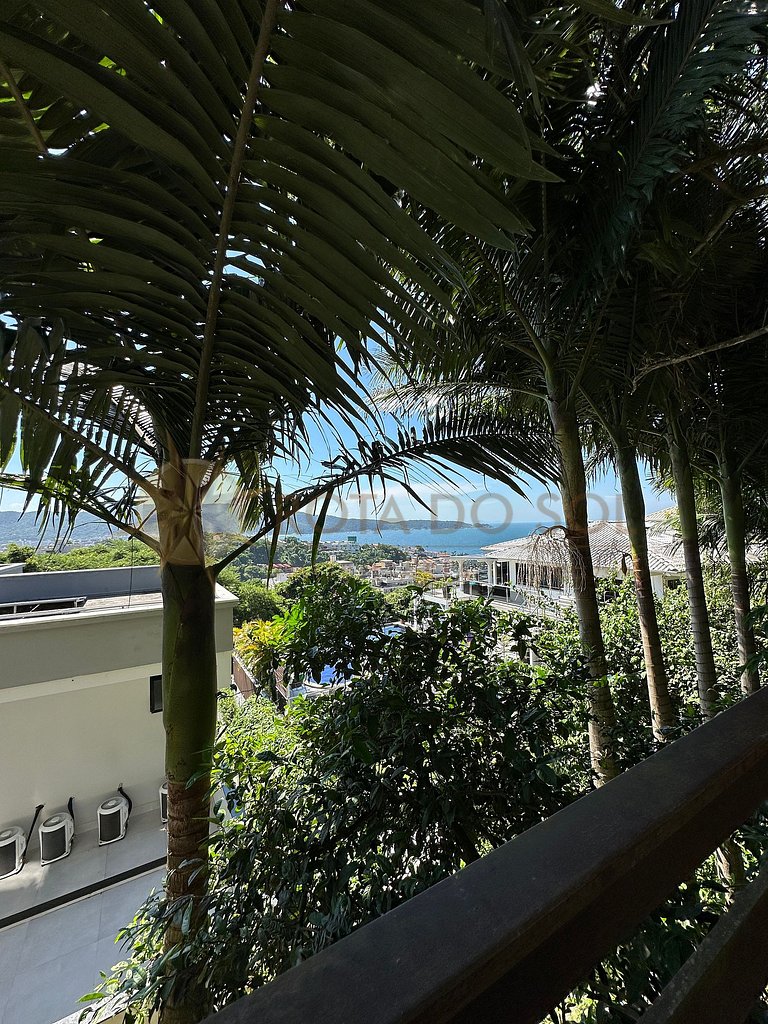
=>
[204,687,768,1024]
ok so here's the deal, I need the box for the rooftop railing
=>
[204,686,768,1024]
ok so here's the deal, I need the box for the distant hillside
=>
[0,511,113,548]
[198,505,472,536]
[0,507,474,549]
[287,511,472,535]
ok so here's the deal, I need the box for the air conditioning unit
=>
[0,826,25,879]
[39,810,75,865]
[98,795,130,845]
[159,782,168,823]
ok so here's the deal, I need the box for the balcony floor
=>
[0,809,166,1024]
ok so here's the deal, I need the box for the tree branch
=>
[211,488,316,573]
[633,326,768,387]
[0,473,161,551]
[211,421,553,574]
[189,0,283,460]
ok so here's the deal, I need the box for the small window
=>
[549,567,564,591]
[149,674,163,713]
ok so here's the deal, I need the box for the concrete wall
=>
[0,663,167,831]
[0,563,26,576]
[0,564,162,601]
[0,586,236,832]
[0,595,234,691]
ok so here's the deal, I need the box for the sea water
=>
[295,522,549,557]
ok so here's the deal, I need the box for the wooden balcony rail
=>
[205,687,768,1024]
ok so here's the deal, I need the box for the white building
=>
[457,517,687,613]
[0,565,236,832]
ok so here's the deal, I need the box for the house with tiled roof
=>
[458,514,687,612]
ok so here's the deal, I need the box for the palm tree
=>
[0,4,558,1020]
[581,323,678,742]
[385,0,766,779]
[634,121,768,707]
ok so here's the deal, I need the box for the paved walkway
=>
[0,810,166,1024]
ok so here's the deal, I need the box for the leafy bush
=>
[346,542,409,565]
[272,564,388,683]
[92,574,768,1023]
[97,601,578,1017]
[0,543,35,563]
[383,585,420,617]
[22,538,159,571]
[205,534,329,577]
[218,572,285,627]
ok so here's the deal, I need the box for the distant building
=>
[328,557,356,572]
[0,565,235,832]
[456,516,687,613]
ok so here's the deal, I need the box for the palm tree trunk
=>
[160,559,217,1024]
[614,436,676,741]
[668,432,747,889]
[668,431,718,717]
[719,454,760,695]
[548,396,618,784]
[155,460,219,1024]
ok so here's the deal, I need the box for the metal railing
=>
[205,687,768,1024]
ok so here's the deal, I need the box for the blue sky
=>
[0,406,670,527]
[0,342,671,528]
[209,410,670,528]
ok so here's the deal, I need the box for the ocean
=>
[295,522,548,557]
[0,511,554,559]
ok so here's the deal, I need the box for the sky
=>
[0,404,671,528]
[214,411,669,528]
[0,346,672,529]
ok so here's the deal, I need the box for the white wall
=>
[0,648,234,832]
[0,594,235,832]
[0,664,166,831]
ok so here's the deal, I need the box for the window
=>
[548,566,564,591]
[149,674,163,713]
[515,563,564,590]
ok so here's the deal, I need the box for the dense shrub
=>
[97,601,578,1017]
[18,538,159,571]
[217,572,285,627]
[93,577,768,1023]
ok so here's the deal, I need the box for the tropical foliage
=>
[0,7,558,1019]
[94,601,577,1017]
[1,0,768,1021]
[3,537,159,571]
[236,563,388,686]
[345,543,409,566]
[97,585,768,1020]
[218,573,285,628]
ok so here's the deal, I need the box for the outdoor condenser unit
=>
[39,800,75,866]
[159,781,168,823]
[98,794,130,846]
[0,826,25,879]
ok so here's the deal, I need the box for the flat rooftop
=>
[0,565,235,623]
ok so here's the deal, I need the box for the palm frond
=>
[223,403,558,557]
[0,0,554,483]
